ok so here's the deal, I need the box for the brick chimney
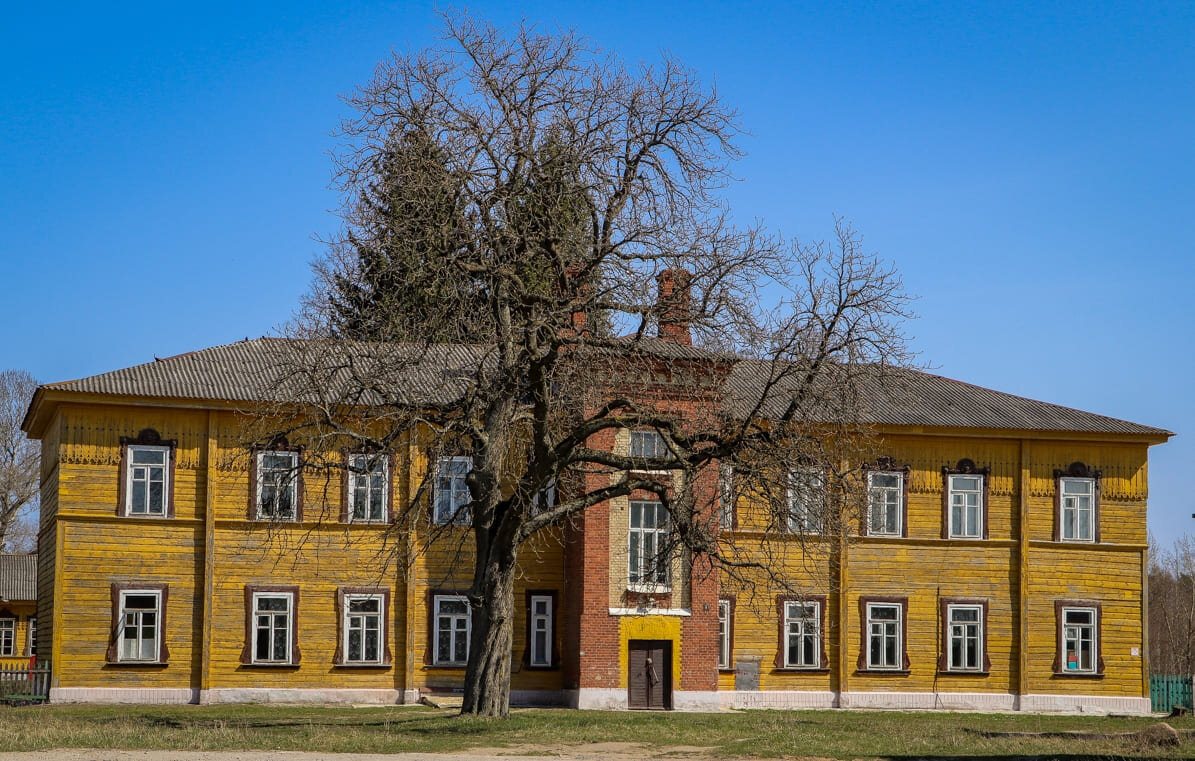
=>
[656,268,692,346]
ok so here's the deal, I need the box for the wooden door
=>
[627,639,672,710]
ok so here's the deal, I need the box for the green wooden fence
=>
[1150,674,1193,713]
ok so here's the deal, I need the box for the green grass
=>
[1,703,1193,758]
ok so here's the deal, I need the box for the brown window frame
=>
[340,450,396,524]
[248,442,305,522]
[1053,599,1105,677]
[860,459,910,538]
[1053,462,1101,543]
[106,582,170,665]
[522,589,560,670]
[857,595,910,673]
[240,584,301,667]
[333,586,392,667]
[775,594,829,670]
[117,429,177,519]
[941,459,990,540]
[937,597,991,674]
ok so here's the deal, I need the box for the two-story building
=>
[20,336,1170,712]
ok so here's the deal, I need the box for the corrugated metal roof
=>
[32,337,1172,437]
[0,554,36,602]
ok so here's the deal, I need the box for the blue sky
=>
[1,1,1191,538]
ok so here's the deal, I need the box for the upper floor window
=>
[127,446,170,516]
[119,429,175,518]
[629,430,672,461]
[256,450,299,521]
[628,500,669,589]
[434,594,471,666]
[1060,478,1096,542]
[718,464,735,530]
[867,471,903,537]
[947,474,984,539]
[0,617,13,656]
[434,456,472,525]
[783,600,821,668]
[347,453,388,522]
[788,468,825,534]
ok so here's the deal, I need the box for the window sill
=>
[105,661,168,667]
[524,664,559,671]
[240,663,301,669]
[333,662,392,669]
[938,670,990,677]
[425,663,467,670]
[627,584,671,594]
[855,668,910,675]
[774,667,831,673]
[344,519,392,526]
[718,667,735,673]
[1052,671,1104,679]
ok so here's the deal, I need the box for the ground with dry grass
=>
[1,704,1193,759]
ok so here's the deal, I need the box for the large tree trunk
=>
[460,546,518,717]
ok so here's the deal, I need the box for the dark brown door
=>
[627,639,672,710]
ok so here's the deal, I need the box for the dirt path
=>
[0,743,729,761]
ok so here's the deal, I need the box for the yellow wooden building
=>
[0,554,38,670]
[20,338,1170,712]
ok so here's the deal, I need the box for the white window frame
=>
[866,602,902,671]
[784,600,821,668]
[433,456,472,525]
[947,604,984,672]
[788,468,825,534]
[433,594,471,666]
[118,589,162,663]
[126,444,170,517]
[528,594,553,667]
[251,591,294,665]
[867,471,903,537]
[947,474,984,539]
[27,616,36,657]
[256,450,299,521]
[533,478,557,515]
[717,599,732,669]
[628,500,670,590]
[1060,477,1096,542]
[1061,606,1098,673]
[0,617,14,657]
[347,453,388,523]
[342,593,385,665]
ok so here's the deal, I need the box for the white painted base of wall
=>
[565,687,625,710]
[1019,693,1152,715]
[724,690,838,710]
[672,690,720,711]
[200,688,403,705]
[838,691,1017,711]
[50,687,200,704]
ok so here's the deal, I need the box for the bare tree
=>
[0,370,39,553]
[257,12,914,717]
[1149,533,1195,676]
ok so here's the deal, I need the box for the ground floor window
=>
[718,599,733,669]
[529,594,552,667]
[784,601,821,668]
[0,618,13,656]
[27,616,36,657]
[857,596,907,672]
[118,590,162,663]
[343,594,384,665]
[947,604,983,672]
[1057,602,1101,674]
[434,594,471,666]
